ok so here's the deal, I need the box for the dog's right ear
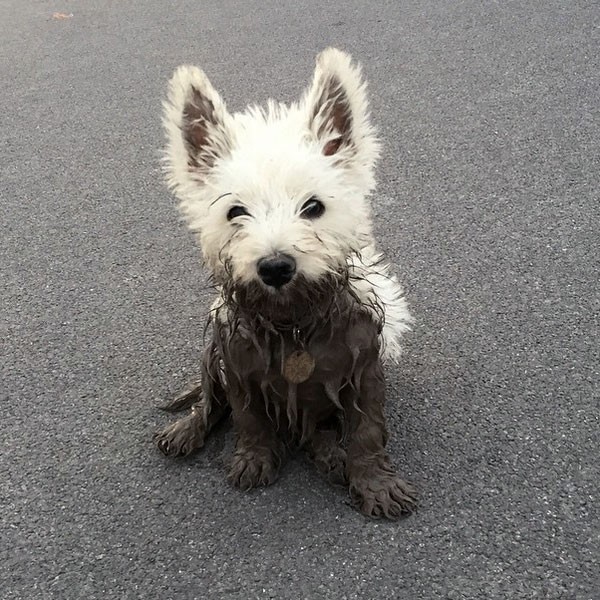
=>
[163,65,233,193]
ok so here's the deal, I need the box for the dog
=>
[155,48,417,519]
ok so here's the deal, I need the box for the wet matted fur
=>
[154,49,417,519]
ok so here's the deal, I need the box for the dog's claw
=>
[350,473,417,520]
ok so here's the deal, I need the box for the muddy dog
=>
[155,48,417,519]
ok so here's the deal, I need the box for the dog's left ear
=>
[304,48,378,167]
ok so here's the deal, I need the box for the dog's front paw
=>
[228,446,280,490]
[349,470,417,520]
[154,411,206,457]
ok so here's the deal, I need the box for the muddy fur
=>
[155,277,417,519]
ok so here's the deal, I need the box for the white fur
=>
[163,48,412,361]
[348,246,413,362]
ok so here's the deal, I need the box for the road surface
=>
[2,0,598,598]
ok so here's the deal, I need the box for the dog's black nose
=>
[257,255,296,288]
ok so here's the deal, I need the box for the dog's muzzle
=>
[257,254,296,288]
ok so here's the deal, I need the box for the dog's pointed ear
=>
[304,48,378,164]
[163,65,233,192]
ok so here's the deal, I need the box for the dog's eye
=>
[300,197,325,220]
[227,205,250,221]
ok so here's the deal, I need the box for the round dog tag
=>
[283,350,315,384]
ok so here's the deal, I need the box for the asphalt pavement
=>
[1,0,598,598]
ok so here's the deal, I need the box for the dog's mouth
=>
[222,272,349,325]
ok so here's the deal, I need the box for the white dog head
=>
[163,48,379,301]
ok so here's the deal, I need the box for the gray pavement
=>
[1,1,599,598]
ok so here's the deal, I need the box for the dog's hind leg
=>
[154,389,229,457]
[154,342,230,457]
[305,428,348,486]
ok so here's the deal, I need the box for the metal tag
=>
[283,350,315,384]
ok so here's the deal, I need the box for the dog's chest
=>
[220,310,380,403]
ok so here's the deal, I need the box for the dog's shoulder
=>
[347,247,413,363]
